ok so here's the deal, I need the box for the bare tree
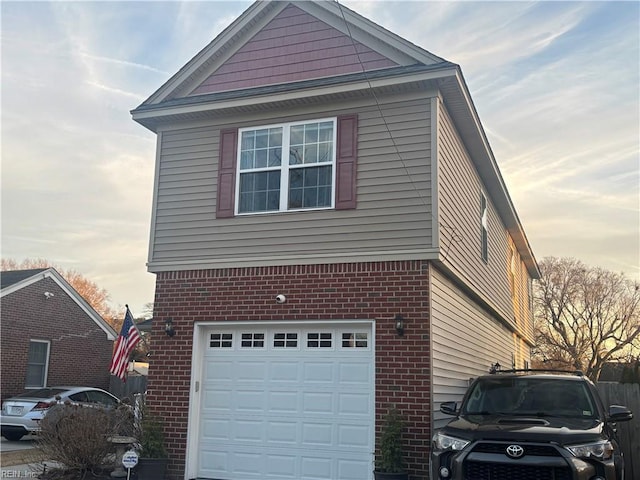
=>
[532,256,640,379]
[1,258,120,328]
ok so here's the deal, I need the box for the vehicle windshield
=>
[462,377,597,419]
[15,388,68,399]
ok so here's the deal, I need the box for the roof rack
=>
[489,367,584,377]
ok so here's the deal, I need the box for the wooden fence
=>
[596,383,640,480]
[109,374,147,402]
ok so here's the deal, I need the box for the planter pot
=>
[136,457,168,480]
[373,471,409,480]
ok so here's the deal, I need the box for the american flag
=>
[109,306,141,382]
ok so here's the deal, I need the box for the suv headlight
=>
[432,432,470,451]
[567,440,614,460]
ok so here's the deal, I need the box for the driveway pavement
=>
[0,436,49,477]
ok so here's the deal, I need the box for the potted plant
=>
[373,408,409,480]
[135,408,169,480]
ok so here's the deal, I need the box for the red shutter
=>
[336,114,358,210]
[216,128,238,218]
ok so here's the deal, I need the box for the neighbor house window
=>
[26,340,50,388]
[237,118,336,214]
[480,193,488,262]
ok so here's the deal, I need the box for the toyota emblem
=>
[506,445,525,458]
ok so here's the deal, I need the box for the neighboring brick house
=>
[0,268,117,400]
[131,1,539,479]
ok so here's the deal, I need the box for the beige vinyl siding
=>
[508,235,535,344]
[436,98,514,325]
[430,267,516,429]
[149,92,436,269]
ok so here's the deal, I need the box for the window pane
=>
[318,122,333,142]
[269,128,283,148]
[268,148,282,167]
[255,129,269,149]
[288,166,332,209]
[26,341,48,388]
[255,149,268,168]
[240,151,254,170]
[239,172,281,213]
[289,147,303,165]
[241,131,255,151]
[289,169,303,188]
[290,125,304,145]
[29,342,48,363]
[304,144,318,164]
[267,191,280,210]
[289,188,302,209]
[26,366,44,388]
[304,123,318,143]
[318,142,332,163]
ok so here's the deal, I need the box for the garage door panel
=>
[235,389,266,411]
[302,422,333,445]
[302,391,334,414]
[268,391,298,412]
[339,362,372,384]
[303,362,335,383]
[338,423,371,448]
[236,361,268,381]
[339,392,371,415]
[266,421,298,443]
[270,361,300,382]
[197,323,374,480]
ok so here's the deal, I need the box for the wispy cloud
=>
[2,1,638,315]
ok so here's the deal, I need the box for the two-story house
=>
[131,2,539,479]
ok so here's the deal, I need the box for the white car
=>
[0,386,121,441]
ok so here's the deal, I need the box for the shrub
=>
[133,396,167,458]
[36,400,134,476]
[376,408,406,473]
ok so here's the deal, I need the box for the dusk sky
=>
[2,1,638,317]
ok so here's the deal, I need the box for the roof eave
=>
[440,69,540,278]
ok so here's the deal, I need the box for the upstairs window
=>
[480,193,488,262]
[237,119,336,214]
[216,115,357,218]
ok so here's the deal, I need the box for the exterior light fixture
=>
[165,318,176,337]
[395,314,405,336]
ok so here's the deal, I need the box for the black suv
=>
[430,369,633,480]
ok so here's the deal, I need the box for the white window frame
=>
[235,117,337,215]
[25,339,50,388]
[480,192,489,262]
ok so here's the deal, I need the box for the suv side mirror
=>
[608,405,633,422]
[440,401,458,416]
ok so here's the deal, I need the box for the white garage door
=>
[197,323,374,480]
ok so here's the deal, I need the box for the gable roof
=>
[136,0,446,109]
[131,0,539,279]
[0,268,47,289]
[1,268,118,340]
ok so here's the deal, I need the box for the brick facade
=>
[148,260,432,479]
[0,277,114,401]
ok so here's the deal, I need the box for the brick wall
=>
[147,260,432,480]
[0,277,114,400]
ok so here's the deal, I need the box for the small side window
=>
[26,340,50,388]
[480,193,488,262]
